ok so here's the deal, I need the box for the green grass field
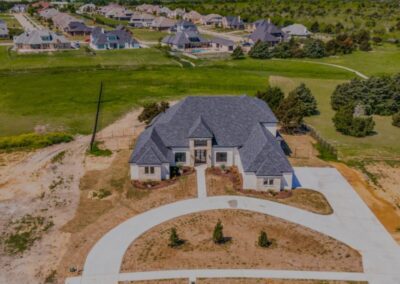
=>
[129,28,167,42]
[314,44,400,76]
[0,43,399,160]
[0,46,176,70]
[0,13,21,29]
[270,76,400,159]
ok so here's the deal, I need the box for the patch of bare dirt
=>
[121,210,362,273]
[56,150,197,282]
[0,108,146,284]
[332,162,400,244]
[206,170,333,215]
[281,133,330,167]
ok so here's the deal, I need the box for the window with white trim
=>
[144,166,155,174]
[216,152,227,163]
[263,178,274,186]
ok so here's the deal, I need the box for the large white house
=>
[129,96,293,191]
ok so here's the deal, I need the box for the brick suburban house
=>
[130,96,293,191]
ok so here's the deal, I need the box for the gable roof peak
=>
[187,115,214,138]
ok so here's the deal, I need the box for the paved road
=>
[198,27,244,43]
[13,13,38,31]
[66,167,400,284]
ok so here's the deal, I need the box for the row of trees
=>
[256,83,318,132]
[249,30,375,60]
[169,220,272,248]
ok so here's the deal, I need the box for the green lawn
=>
[270,76,400,159]
[0,51,354,136]
[313,44,400,76]
[129,28,167,42]
[0,13,21,29]
[0,47,177,70]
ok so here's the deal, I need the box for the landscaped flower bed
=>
[132,167,194,190]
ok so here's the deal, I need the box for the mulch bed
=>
[207,166,293,200]
[132,167,194,190]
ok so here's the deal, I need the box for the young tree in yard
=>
[231,46,245,59]
[276,93,305,133]
[289,83,318,116]
[256,86,284,112]
[248,40,272,59]
[393,112,400,127]
[213,220,225,244]
[169,227,182,247]
[258,231,271,248]
[138,101,170,125]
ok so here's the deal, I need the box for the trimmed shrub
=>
[258,231,271,248]
[213,219,225,244]
[392,112,400,127]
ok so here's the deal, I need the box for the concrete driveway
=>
[66,167,400,284]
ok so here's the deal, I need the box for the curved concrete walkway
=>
[66,167,400,284]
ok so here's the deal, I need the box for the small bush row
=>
[0,132,73,150]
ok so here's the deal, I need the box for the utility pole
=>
[90,81,103,151]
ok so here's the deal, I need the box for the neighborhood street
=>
[66,167,400,284]
[13,13,42,31]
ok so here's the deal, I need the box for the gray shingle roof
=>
[91,27,138,46]
[130,96,291,178]
[162,31,209,46]
[14,29,70,45]
[250,20,284,43]
[212,37,234,46]
[187,116,214,138]
[239,123,292,175]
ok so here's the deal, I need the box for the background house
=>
[14,29,71,52]
[169,20,198,33]
[52,13,91,36]
[90,27,139,50]
[162,30,210,51]
[211,37,235,52]
[39,8,60,20]
[249,19,285,45]
[183,10,202,23]
[129,12,155,28]
[200,14,224,26]
[282,23,311,38]
[151,17,176,31]
[10,4,27,13]
[77,3,96,14]
[0,20,9,39]
[222,16,244,30]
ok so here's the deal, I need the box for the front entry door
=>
[194,150,207,164]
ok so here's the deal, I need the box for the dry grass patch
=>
[206,170,333,215]
[197,279,366,284]
[57,150,197,281]
[121,210,362,273]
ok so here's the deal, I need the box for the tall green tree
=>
[256,86,284,112]
[276,93,305,132]
[303,39,326,58]
[289,83,318,116]
[248,40,272,59]
[231,46,245,59]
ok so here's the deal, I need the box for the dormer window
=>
[194,140,207,147]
